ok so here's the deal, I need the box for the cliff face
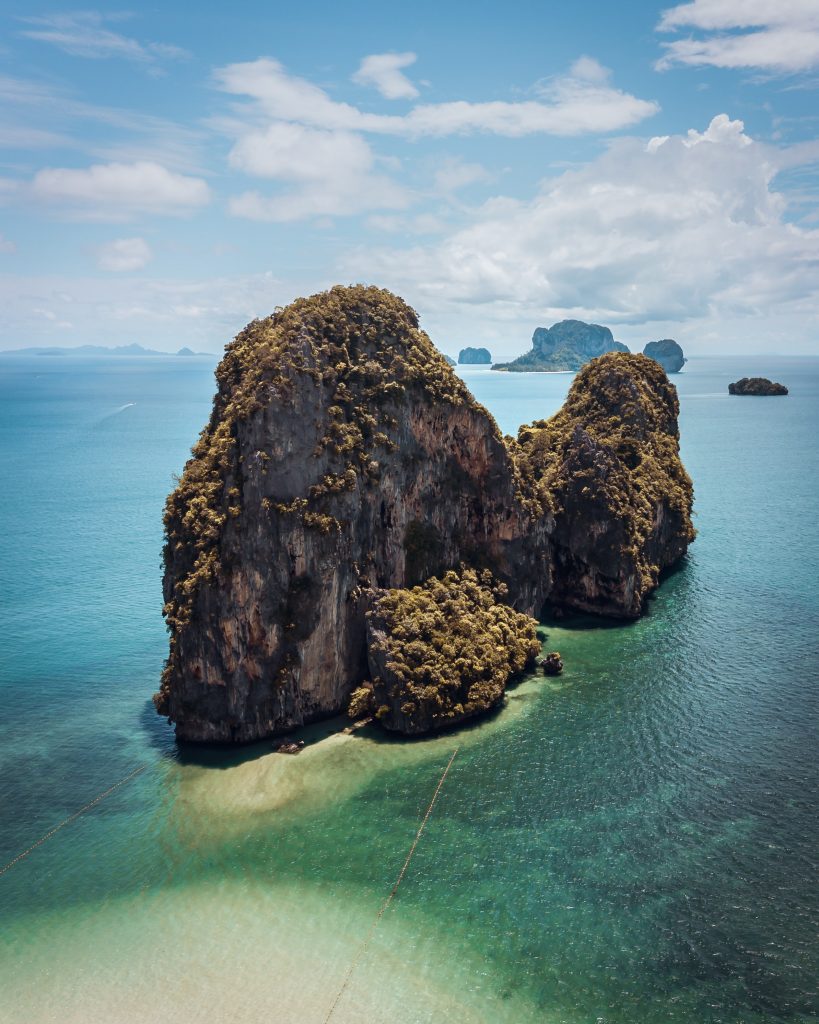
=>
[458,346,492,364]
[158,286,550,742]
[494,320,629,373]
[158,288,693,742]
[643,339,686,373]
[515,353,695,618]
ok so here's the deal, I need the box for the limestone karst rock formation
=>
[493,320,629,372]
[157,287,693,741]
[643,339,686,373]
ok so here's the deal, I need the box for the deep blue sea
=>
[0,353,817,1024]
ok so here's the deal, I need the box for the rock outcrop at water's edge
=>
[156,286,694,742]
[515,353,695,617]
[729,377,788,396]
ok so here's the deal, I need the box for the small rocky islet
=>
[156,285,695,742]
[458,346,492,364]
[729,377,788,396]
[643,339,686,374]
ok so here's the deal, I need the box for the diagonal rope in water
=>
[0,764,147,878]
[323,747,459,1024]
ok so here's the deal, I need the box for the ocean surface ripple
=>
[0,354,816,1023]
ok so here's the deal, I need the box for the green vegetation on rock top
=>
[355,567,540,733]
[516,352,695,597]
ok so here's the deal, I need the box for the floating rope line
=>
[0,764,147,878]
[323,747,459,1024]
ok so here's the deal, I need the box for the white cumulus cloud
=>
[215,56,659,221]
[340,114,819,353]
[97,236,152,271]
[353,52,419,99]
[229,121,373,181]
[657,0,819,72]
[29,161,211,220]
[226,120,409,221]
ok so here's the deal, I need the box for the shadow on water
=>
[657,553,692,587]
[169,712,357,769]
[139,558,696,771]
[539,609,636,632]
[138,699,178,761]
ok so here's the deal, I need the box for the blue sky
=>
[1,0,818,355]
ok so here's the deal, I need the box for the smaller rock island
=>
[729,377,788,396]
[493,320,629,373]
[458,346,492,364]
[443,353,457,367]
[643,339,686,373]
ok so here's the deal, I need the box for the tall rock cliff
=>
[157,287,693,742]
[157,286,550,742]
[515,353,695,617]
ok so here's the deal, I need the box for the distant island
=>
[443,353,456,366]
[156,286,694,743]
[643,339,686,373]
[1,343,213,357]
[493,320,629,372]
[458,346,492,364]
[729,377,788,396]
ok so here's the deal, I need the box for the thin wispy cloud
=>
[96,236,153,271]
[214,57,659,138]
[19,11,189,69]
[0,72,209,172]
[0,271,284,348]
[657,0,819,72]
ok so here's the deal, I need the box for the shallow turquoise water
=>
[0,354,817,1023]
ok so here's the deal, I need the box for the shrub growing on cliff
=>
[363,567,540,734]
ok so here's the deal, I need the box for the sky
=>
[1,0,818,357]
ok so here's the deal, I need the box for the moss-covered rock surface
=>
[515,352,695,616]
[158,285,547,740]
[357,568,540,734]
[157,287,694,741]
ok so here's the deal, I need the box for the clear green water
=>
[1,355,817,1023]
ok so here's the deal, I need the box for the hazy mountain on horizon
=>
[0,343,216,357]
